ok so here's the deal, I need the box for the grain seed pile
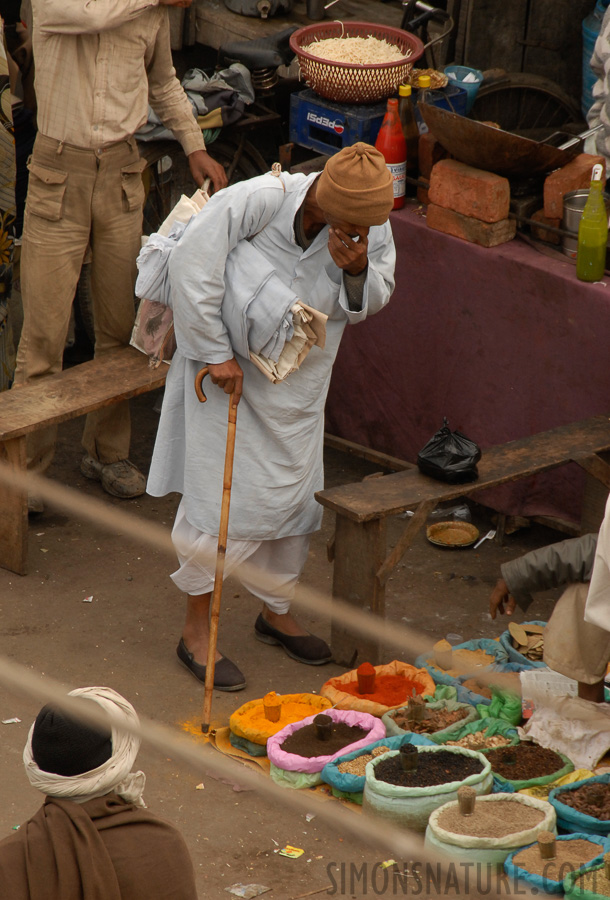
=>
[337,745,390,775]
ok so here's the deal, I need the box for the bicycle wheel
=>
[142,136,270,235]
[470,71,585,140]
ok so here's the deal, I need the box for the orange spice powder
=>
[341,674,426,705]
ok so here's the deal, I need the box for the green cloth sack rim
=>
[428,716,519,749]
[382,697,478,740]
[476,689,523,726]
[269,762,322,790]
[492,749,574,791]
[364,745,492,799]
[321,732,436,797]
[228,731,268,757]
[563,858,610,900]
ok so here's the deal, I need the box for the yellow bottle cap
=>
[399,83,412,96]
[417,75,431,88]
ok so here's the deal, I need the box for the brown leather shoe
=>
[81,455,145,499]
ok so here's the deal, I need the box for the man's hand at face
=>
[208,358,243,407]
[489,578,517,620]
[188,149,228,195]
[328,225,369,276]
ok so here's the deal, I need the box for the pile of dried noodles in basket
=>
[302,35,409,64]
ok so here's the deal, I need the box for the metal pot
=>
[561,189,610,258]
[223,0,293,18]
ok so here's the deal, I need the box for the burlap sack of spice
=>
[382,697,478,739]
[320,660,436,717]
[267,708,386,775]
[363,745,493,832]
[425,793,556,865]
[321,732,436,804]
[230,693,332,747]
[505,832,609,896]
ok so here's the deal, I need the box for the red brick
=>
[418,132,450,180]
[426,203,516,247]
[428,159,510,223]
[530,208,562,246]
[543,153,607,219]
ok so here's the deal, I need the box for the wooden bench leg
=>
[0,437,28,575]
[330,513,386,667]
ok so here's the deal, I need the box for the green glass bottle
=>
[576,163,608,282]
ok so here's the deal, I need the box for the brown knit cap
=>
[316,142,394,226]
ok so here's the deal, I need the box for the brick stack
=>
[416,133,450,204]
[426,159,514,247]
[530,153,607,245]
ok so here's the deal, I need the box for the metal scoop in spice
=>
[537,831,556,860]
[314,714,333,741]
[457,785,476,816]
[399,744,418,772]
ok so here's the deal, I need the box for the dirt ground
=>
[0,388,565,899]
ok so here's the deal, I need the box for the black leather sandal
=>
[176,639,246,691]
[254,614,332,665]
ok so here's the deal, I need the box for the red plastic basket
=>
[289,21,425,105]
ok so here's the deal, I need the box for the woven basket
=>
[289,21,425,105]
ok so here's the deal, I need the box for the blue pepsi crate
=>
[289,89,387,156]
[290,85,469,156]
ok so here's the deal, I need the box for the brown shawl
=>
[0,793,198,899]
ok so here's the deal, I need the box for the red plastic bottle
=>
[375,97,407,210]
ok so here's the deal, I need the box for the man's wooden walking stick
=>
[194,366,238,733]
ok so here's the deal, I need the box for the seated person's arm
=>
[490,533,598,620]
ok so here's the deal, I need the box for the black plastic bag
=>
[417,418,481,484]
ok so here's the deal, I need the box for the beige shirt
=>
[31,0,205,154]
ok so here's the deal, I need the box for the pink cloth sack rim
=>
[267,708,386,773]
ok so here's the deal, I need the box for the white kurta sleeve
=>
[584,494,610,631]
[168,178,287,364]
[336,221,396,324]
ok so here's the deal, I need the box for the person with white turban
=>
[143,142,397,691]
[0,686,198,899]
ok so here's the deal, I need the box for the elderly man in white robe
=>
[146,142,396,690]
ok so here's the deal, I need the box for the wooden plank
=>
[522,0,590,110]
[462,0,527,71]
[581,450,610,535]
[194,0,404,50]
[376,498,436,585]
[323,432,414,472]
[0,437,27,575]
[0,348,167,441]
[330,514,386,666]
[574,453,610,491]
[316,414,610,522]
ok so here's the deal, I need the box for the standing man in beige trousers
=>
[14,0,227,511]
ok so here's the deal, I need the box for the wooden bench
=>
[315,414,610,666]
[0,347,167,576]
